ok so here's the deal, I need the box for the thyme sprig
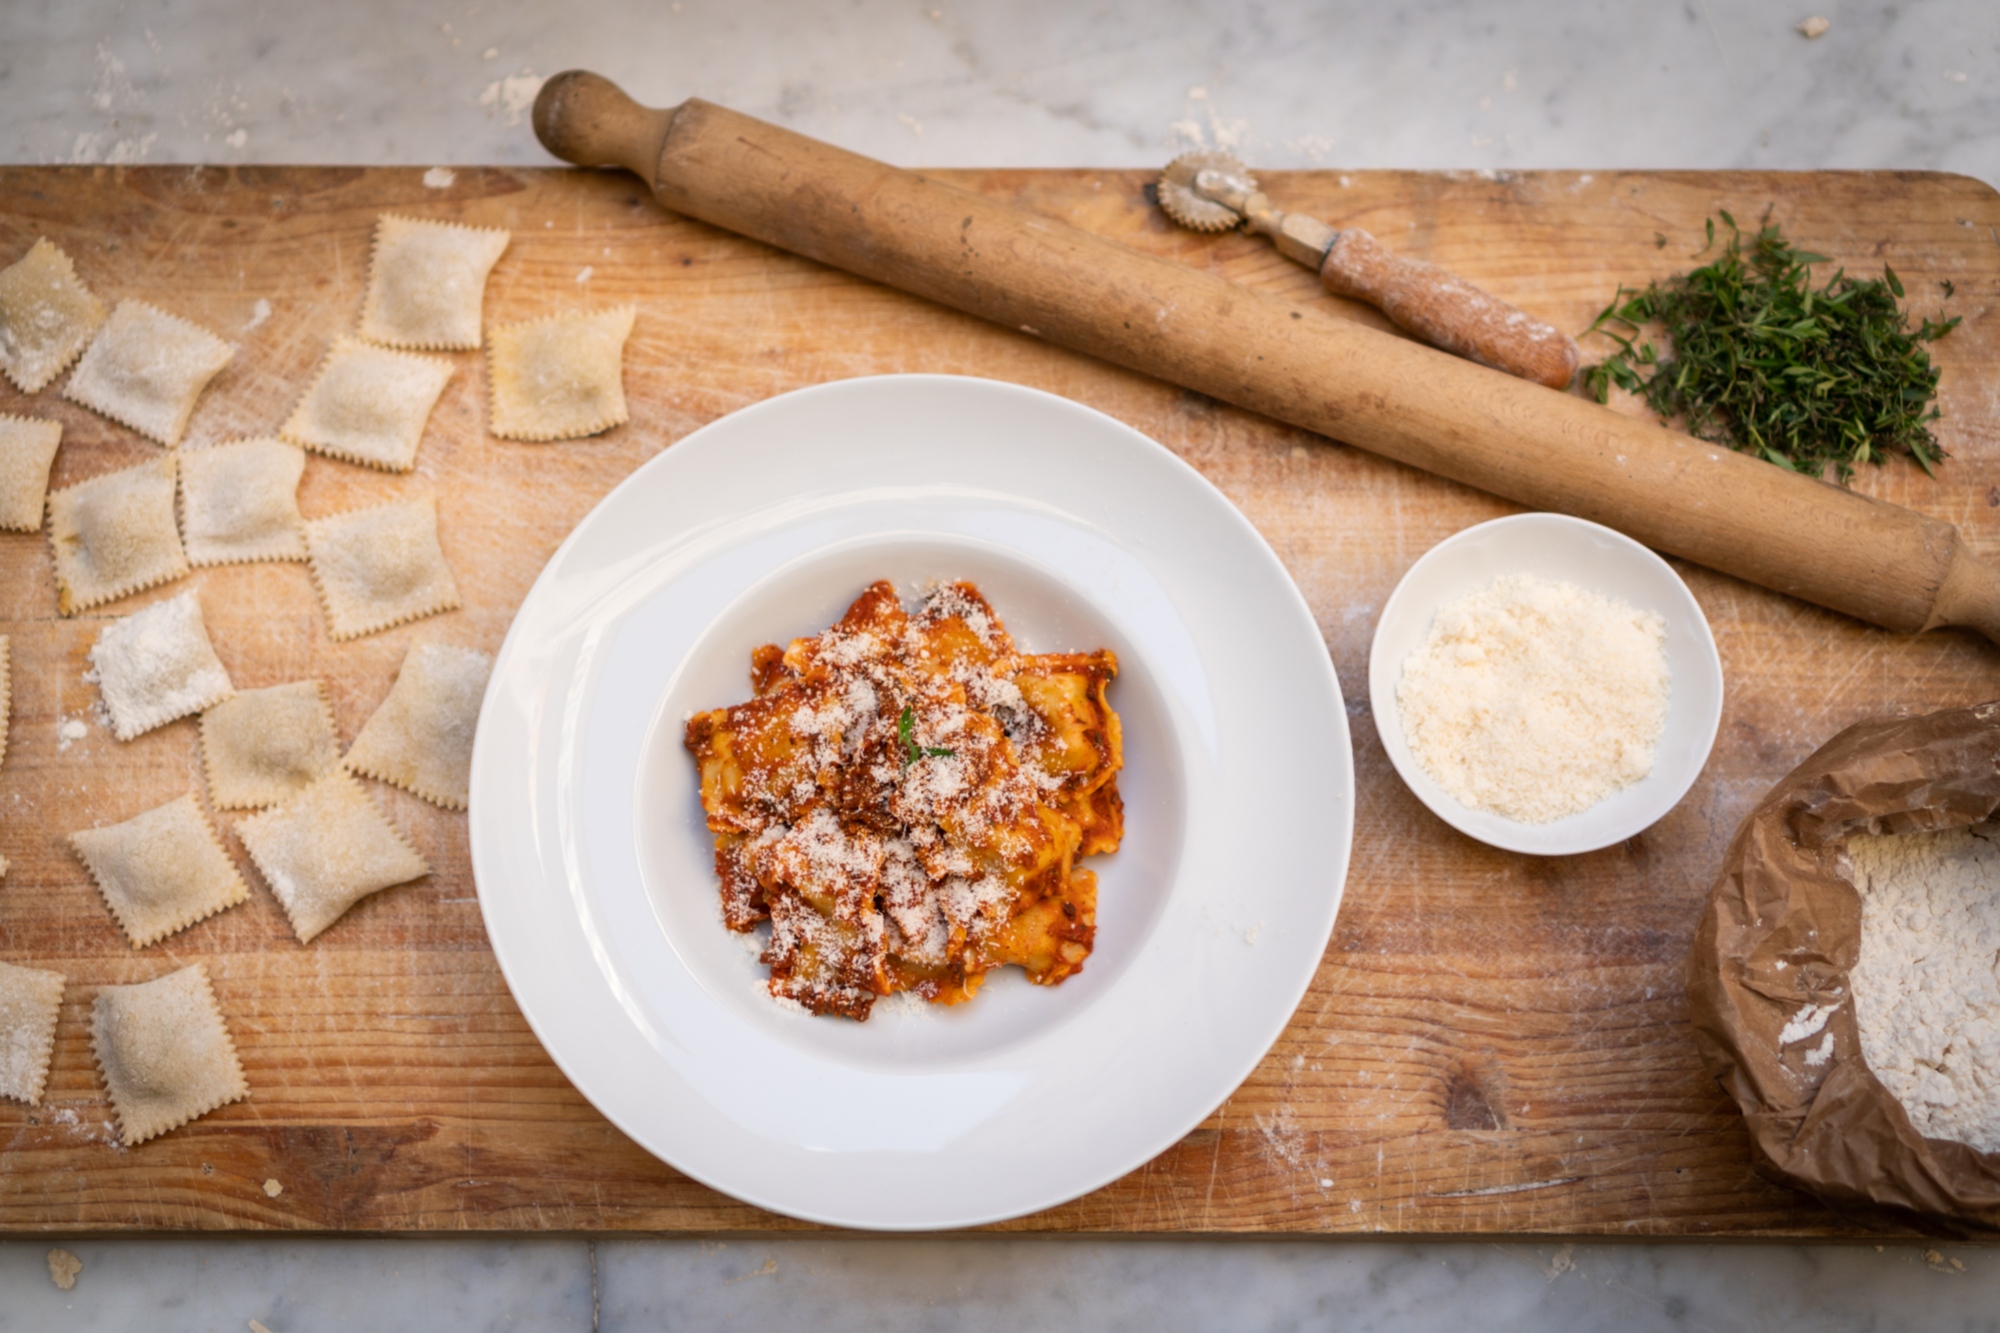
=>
[897,706,953,767]
[1583,212,1959,483]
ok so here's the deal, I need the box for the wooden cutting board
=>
[1,164,1996,1235]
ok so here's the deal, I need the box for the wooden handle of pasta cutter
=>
[1322,229,1580,390]
[534,71,2000,646]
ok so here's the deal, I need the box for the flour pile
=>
[1848,826,2000,1155]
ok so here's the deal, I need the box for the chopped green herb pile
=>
[1583,212,1959,482]
[897,706,953,767]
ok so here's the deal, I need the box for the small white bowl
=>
[1368,512,1724,856]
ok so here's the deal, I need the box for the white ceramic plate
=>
[469,375,1353,1229]
[1368,512,1723,856]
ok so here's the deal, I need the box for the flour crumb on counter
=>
[47,1247,81,1290]
[1923,1248,1966,1274]
[422,166,456,189]
[1848,826,2000,1154]
[1796,15,1830,38]
[263,1177,283,1197]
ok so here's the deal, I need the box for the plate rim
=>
[468,373,1354,1227]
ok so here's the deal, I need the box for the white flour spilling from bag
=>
[1848,826,2000,1154]
[1397,574,1668,823]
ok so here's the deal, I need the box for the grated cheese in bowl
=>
[1395,574,1669,824]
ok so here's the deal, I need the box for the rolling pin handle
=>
[1926,539,2000,647]
[533,70,674,183]
[1320,228,1581,390]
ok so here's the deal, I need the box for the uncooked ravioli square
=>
[92,963,248,1145]
[178,437,308,565]
[281,337,453,472]
[0,237,107,394]
[345,641,492,809]
[487,306,636,441]
[236,770,428,943]
[0,959,64,1105]
[64,300,234,447]
[70,793,250,947]
[46,453,189,615]
[200,680,340,808]
[0,413,64,532]
[88,591,234,740]
[304,495,461,640]
[359,214,510,350]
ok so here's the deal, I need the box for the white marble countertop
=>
[1,1,1997,1329]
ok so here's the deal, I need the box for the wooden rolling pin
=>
[533,70,2000,646]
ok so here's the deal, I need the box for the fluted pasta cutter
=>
[1158,151,1579,388]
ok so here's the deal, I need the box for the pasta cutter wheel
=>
[1150,149,1582,389]
[1157,151,1258,233]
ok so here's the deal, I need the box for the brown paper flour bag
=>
[1688,701,2000,1231]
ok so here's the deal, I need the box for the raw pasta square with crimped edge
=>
[178,437,308,565]
[359,214,510,350]
[280,337,453,473]
[88,591,234,740]
[64,300,233,447]
[91,963,247,1145]
[0,413,63,532]
[236,769,428,943]
[487,306,636,441]
[305,495,461,640]
[200,680,340,809]
[70,793,250,947]
[47,453,189,615]
[0,959,64,1105]
[344,642,492,810]
[0,237,106,394]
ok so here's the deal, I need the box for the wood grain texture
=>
[0,164,1996,1235]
